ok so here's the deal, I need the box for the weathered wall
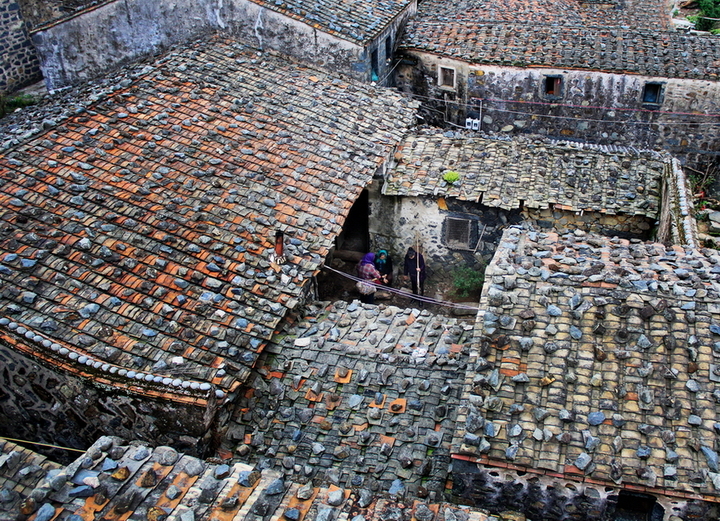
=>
[523,208,654,240]
[395,53,720,169]
[0,0,40,94]
[369,183,522,277]
[0,341,214,458]
[29,0,387,90]
[452,460,718,521]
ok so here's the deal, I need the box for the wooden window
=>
[544,76,562,97]
[439,66,456,88]
[445,217,472,249]
[642,82,663,105]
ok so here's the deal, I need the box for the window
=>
[445,217,472,249]
[642,82,663,105]
[544,76,562,97]
[370,49,379,82]
[385,36,392,60]
[439,66,456,88]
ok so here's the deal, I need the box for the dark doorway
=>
[613,491,664,521]
[337,189,369,253]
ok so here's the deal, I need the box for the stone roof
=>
[0,439,63,516]
[452,225,720,500]
[0,37,418,400]
[2,435,499,521]
[399,0,720,80]
[383,132,665,216]
[249,0,415,45]
[223,299,475,498]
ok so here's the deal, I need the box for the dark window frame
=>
[439,66,456,89]
[641,82,664,106]
[543,75,563,98]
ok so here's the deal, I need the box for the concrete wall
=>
[29,0,415,90]
[0,0,40,94]
[395,53,720,169]
[0,341,216,457]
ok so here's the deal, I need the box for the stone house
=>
[0,36,417,455]
[371,130,696,279]
[13,0,416,90]
[394,0,720,171]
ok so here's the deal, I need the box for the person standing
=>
[356,252,386,304]
[403,247,426,297]
[374,249,394,286]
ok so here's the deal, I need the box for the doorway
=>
[337,189,369,253]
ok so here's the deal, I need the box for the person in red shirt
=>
[356,252,386,304]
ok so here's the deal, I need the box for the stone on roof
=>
[400,0,720,80]
[0,37,418,398]
[3,434,500,520]
[224,299,475,497]
[250,0,415,44]
[452,225,720,498]
[383,131,664,216]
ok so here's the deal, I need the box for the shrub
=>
[0,93,36,118]
[452,265,485,298]
[443,170,460,184]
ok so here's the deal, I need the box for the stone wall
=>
[28,0,403,90]
[0,0,40,94]
[523,208,654,240]
[0,341,217,458]
[452,460,718,521]
[395,54,720,171]
[369,183,522,275]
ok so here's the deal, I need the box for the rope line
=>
[321,264,481,312]
[1,436,86,453]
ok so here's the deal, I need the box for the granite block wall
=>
[0,0,40,94]
[0,341,216,459]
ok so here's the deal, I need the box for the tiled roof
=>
[0,37,418,398]
[452,226,720,498]
[4,435,499,521]
[400,0,720,80]
[224,299,475,496]
[383,132,664,216]
[250,0,414,44]
[0,439,63,516]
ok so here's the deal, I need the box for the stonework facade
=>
[0,342,217,458]
[0,0,40,94]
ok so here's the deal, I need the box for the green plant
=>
[443,170,460,184]
[451,265,485,298]
[0,93,36,118]
[695,0,720,31]
[712,28,720,34]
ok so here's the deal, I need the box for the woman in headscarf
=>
[356,252,385,304]
[374,249,393,286]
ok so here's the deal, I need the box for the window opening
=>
[439,66,455,88]
[544,76,562,97]
[371,49,379,82]
[385,36,392,60]
[445,217,472,249]
[614,491,664,521]
[642,83,663,104]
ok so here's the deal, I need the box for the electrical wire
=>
[321,264,481,311]
[404,91,720,126]
[2,436,86,453]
